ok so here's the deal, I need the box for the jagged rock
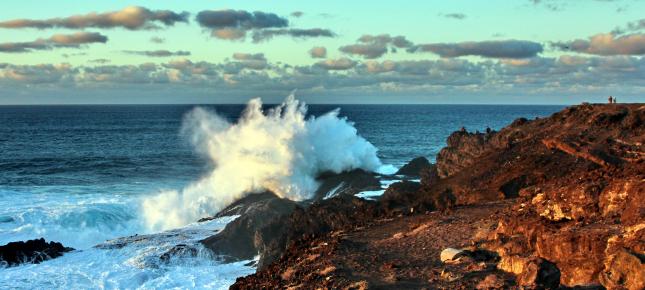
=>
[517,258,560,289]
[0,238,74,267]
[200,194,297,262]
[395,156,432,177]
[209,191,278,219]
[231,104,644,288]
[313,169,381,201]
[420,165,440,186]
[436,130,497,178]
[599,249,645,290]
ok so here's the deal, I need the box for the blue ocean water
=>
[0,103,562,288]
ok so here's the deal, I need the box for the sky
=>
[0,0,643,104]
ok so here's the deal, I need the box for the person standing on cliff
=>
[608,96,613,104]
[613,97,617,104]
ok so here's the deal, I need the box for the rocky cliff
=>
[230,103,644,289]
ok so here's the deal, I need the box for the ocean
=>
[0,102,562,289]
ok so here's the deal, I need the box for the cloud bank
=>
[409,40,544,58]
[340,34,414,59]
[0,32,107,53]
[552,33,645,56]
[0,6,189,30]
[122,50,191,57]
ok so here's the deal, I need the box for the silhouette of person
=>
[613,97,617,104]
[608,96,613,104]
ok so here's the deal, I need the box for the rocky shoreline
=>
[223,103,643,289]
[1,103,642,289]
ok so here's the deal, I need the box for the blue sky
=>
[0,0,643,104]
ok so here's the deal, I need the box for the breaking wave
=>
[142,95,385,231]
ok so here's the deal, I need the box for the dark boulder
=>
[159,244,200,263]
[380,181,423,214]
[395,156,432,177]
[0,238,74,267]
[200,194,297,263]
[313,169,381,201]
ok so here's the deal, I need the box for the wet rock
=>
[201,194,297,262]
[313,169,381,201]
[209,191,278,219]
[159,244,199,263]
[0,238,74,267]
[395,156,432,177]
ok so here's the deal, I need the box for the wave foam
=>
[142,95,384,231]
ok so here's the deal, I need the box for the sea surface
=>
[0,103,562,289]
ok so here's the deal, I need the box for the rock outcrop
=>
[313,169,381,200]
[231,103,644,289]
[201,169,383,268]
[200,192,297,263]
[0,238,74,267]
[395,156,432,177]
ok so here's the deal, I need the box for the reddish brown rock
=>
[231,104,644,289]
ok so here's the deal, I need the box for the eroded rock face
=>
[0,238,74,267]
[231,104,644,289]
[436,129,498,178]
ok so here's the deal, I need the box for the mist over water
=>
[142,95,384,231]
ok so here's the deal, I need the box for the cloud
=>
[230,53,268,70]
[150,37,165,44]
[2,55,643,101]
[62,52,87,58]
[409,40,543,58]
[211,27,247,40]
[339,44,388,59]
[442,13,466,20]
[122,50,191,57]
[0,6,189,30]
[358,34,413,48]
[0,32,108,53]
[340,34,414,59]
[89,59,110,64]
[314,58,357,70]
[0,63,77,83]
[196,9,334,43]
[196,10,288,29]
[529,0,562,11]
[552,33,645,55]
[291,11,304,18]
[251,28,335,42]
[611,19,645,35]
[309,46,327,58]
